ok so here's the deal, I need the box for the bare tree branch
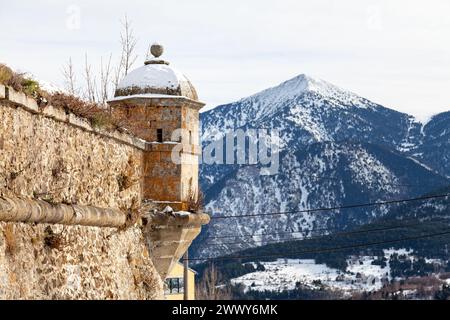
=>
[62,57,77,96]
[100,54,113,105]
[62,16,139,101]
[83,53,98,103]
[113,55,124,92]
[196,264,232,300]
[120,14,138,76]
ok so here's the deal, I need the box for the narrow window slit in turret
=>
[157,128,163,143]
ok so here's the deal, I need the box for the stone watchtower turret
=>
[109,44,204,211]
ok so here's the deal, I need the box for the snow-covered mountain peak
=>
[201,74,403,147]
[234,74,371,122]
[247,74,359,104]
[277,74,339,95]
[197,73,450,259]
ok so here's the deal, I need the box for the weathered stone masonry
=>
[0,87,158,299]
[0,48,209,302]
[0,88,144,210]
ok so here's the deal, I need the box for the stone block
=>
[0,84,5,100]
[68,113,93,131]
[160,151,175,163]
[143,175,182,203]
[7,87,39,112]
[143,162,179,177]
[144,151,161,163]
[41,105,68,122]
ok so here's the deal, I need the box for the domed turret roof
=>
[114,44,199,101]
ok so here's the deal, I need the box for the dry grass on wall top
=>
[0,63,118,131]
[0,65,24,91]
[1,63,159,137]
[47,92,118,130]
[0,64,40,98]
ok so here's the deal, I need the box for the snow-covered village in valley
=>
[1,0,450,307]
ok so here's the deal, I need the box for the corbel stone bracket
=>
[143,212,210,280]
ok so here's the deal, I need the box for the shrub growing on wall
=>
[0,64,40,97]
[0,64,13,84]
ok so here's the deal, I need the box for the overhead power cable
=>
[187,227,450,262]
[210,193,450,220]
[208,218,448,247]
[207,216,444,240]
[311,176,450,188]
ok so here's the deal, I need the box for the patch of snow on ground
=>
[231,257,389,294]
[231,249,417,295]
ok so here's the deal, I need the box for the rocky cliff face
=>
[416,111,450,178]
[194,75,450,258]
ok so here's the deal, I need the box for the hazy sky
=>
[1,0,449,120]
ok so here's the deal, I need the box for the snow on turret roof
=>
[114,43,198,101]
[117,64,188,92]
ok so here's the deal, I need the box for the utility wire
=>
[187,227,450,262]
[310,175,449,188]
[210,193,450,220]
[208,218,448,247]
[207,216,444,240]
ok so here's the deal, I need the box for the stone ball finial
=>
[150,43,164,58]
